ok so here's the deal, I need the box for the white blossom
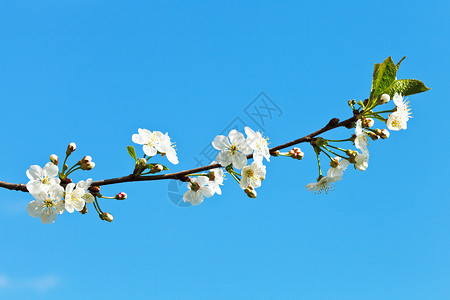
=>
[354,119,369,154]
[354,152,369,171]
[77,178,95,204]
[386,93,411,131]
[239,161,266,190]
[244,126,270,163]
[64,181,91,213]
[157,132,179,164]
[183,176,214,206]
[212,130,252,169]
[327,157,350,178]
[27,184,65,224]
[207,162,224,195]
[305,176,338,194]
[132,129,179,164]
[26,162,61,194]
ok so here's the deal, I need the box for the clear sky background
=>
[0,1,449,299]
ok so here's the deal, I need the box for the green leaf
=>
[396,56,406,70]
[369,56,398,101]
[384,79,431,97]
[127,146,137,161]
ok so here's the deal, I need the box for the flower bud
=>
[244,186,257,198]
[345,149,358,163]
[81,162,95,170]
[79,155,92,164]
[66,142,76,155]
[138,158,147,168]
[100,212,114,222]
[294,150,304,160]
[348,99,356,107]
[362,118,374,128]
[50,154,59,165]
[379,129,390,139]
[115,192,127,200]
[149,164,164,174]
[89,186,101,196]
[378,94,390,104]
[327,118,340,127]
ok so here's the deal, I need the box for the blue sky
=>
[0,0,449,299]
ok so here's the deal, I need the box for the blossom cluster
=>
[305,92,413,194]
[132,129,178,165]
[26,161,94,224]
[182,127,269,205]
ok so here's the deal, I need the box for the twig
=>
[0,114,357,193]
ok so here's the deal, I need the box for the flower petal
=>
[231,152,247,169]
[43,162,59,178]
[26,165,42,181]
[27,201,44,218]
[212,135,230,150]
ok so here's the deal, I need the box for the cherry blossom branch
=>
[0,114,357,193]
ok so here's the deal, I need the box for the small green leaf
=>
[384,79,431,97]
[396,56,406,70]
[127,146,137,161]
[369,56,398,101]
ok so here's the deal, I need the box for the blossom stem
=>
[322,146,346,159]
[65,163,80,174]
[327,144,347,152]
[320,148,334,161]
[93,197,104,214]
[314,147,322,178]
[371,109,394,114]
[229,172,241,184]
[325,138,352,143]
[65,166,82,176]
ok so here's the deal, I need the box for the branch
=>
[0,114,357,193]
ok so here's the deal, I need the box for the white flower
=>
[132,129,179,164]
[386,93,411,131]
[27,184,65,224]
[64,181,90,213]
[26,162,61,193]
[386,111,407,131]
[207,162,224,195]
[77,178,95,204]
[212,130,252,169]
[239,161,266,190]
[327,157,350,178]
[244,126,270,163]
[183,176,214,206]
[354,119,369,154]
[354,152,369,171]
[305,176,338,194]
[157,132,179,164]
[393,93,411,116]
